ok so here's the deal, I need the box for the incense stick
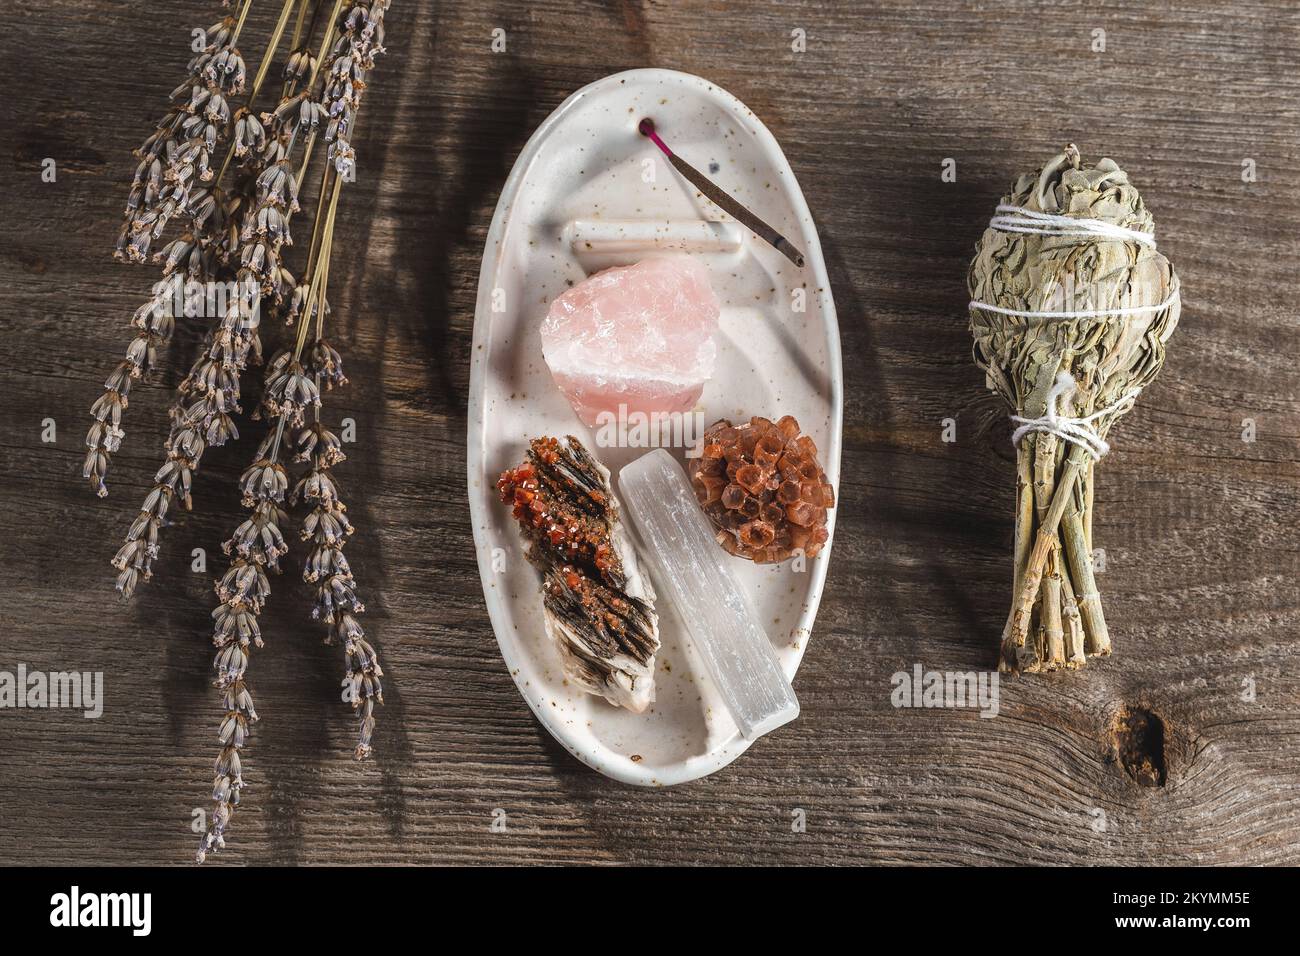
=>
[638,118,806,268]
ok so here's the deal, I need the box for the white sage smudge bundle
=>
[83,0,392,862]
[968,145,1181,674]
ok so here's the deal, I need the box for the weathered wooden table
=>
[2,0,1297,865]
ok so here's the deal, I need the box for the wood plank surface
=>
[1,0,1298,865]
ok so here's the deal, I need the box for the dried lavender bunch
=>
[196,0,389,862]
[968,145,1181,673]
[85,0,392,862]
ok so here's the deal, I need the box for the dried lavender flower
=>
[196,485,282,863]
[307,337,348,389]
[262,358,321,424]
[323,1,389,177]
[93,0,395,861]
[293,408,381,758]
[118,8,247,261]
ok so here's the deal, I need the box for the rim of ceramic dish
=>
[467,67,844,786]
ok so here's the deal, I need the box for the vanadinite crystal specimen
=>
[496,435,659,712]
[687,416,834,563]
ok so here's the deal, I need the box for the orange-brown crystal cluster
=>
[688,415,834,563]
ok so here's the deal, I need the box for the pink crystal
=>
[540,256,720,427]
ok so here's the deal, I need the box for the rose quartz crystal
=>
[540,256,720,427]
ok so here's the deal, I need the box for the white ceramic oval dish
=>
[468,68,843,786]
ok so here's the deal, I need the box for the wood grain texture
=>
[1,0,1298,866]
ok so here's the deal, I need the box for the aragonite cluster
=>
[688,416,834,563]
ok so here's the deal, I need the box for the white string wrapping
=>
[987,204,1157,248]
[970,202,1178,320]
[969,292,1179,321]
[1011,372,1140,460]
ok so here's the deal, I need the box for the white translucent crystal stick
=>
[618,449,799,741]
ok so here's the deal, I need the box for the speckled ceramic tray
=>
[467,69,842,785]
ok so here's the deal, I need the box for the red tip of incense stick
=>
[638,117,672,157]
